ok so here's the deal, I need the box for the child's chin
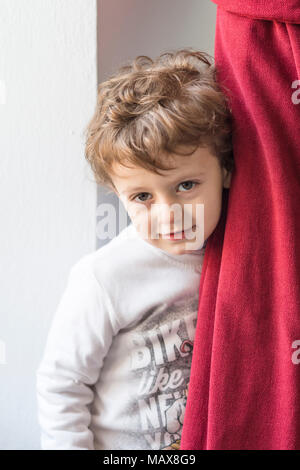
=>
[166,246,189,256]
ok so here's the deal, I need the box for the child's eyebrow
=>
[121,187,145,195]
[121,172,206,195]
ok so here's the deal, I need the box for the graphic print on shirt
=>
[124,292,198,450]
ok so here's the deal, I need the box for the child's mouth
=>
[164,225,197,240]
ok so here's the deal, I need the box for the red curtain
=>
[180,0,300,450]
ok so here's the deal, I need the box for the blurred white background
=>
[0,0,216,449]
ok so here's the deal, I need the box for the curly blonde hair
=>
[84,48,234,192]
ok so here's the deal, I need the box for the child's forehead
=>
[111,157,189,185]
[111,146,213,181]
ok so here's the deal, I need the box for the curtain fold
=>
[209,0,300,23]
[180,0,300,450]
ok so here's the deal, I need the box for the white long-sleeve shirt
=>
[36,223,206,450]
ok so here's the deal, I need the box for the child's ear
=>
[222,168,232,189]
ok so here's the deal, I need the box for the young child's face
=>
[111,145,231,256]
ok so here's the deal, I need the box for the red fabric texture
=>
[180,1,300,450]
[209,0,300,23]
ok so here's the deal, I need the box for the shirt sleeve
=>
[35,259,119,450]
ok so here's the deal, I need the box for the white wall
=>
[0,0,97,449]
[0,0,216,449]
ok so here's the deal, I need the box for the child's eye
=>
[131,181,199,203]
[177,181,198,192]
[133,192,151,203]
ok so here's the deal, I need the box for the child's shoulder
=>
[69,223,145,285]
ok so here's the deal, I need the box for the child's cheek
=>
[127,202,152,236]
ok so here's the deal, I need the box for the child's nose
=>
[152,199,183,233]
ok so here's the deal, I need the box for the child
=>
[36,48,234,450]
